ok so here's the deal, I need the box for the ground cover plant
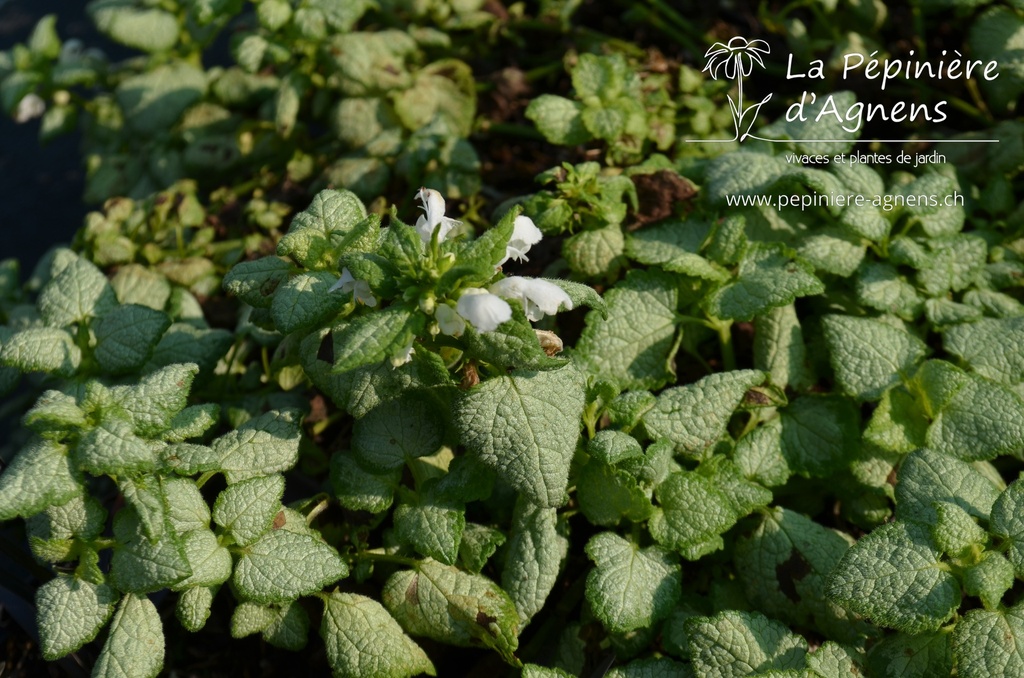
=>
[2,0,1024,676]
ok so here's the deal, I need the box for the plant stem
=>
[354,550,419,567]
[717,319,736,372]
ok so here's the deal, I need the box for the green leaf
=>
[734,418,791,488]
[234,529,347,604]
[780,396,859,478]
[271,272,347,335]
[394,486,465,565]
[625,218,725,281]
[952,605,1024,678]
[562,224,625,278]
[796,228,866,278]
[459,524,506,574]
[990,479,1024,577]
[332,307,424,373]
[762,91,860,155]
[223,256,293,309]
[969,7,1024,110]
[112,363,199,437]
[944,317,1024,386]
[577,458,653,526]
[585,532,680,634]
[754,304,811,391]
[454,363,585,507]
[176,585,215,632]
[116,62,207,136]
[705,244,824,322]
[538,278,606,316]
[163,478,211,534]
[174,528,233,590]
[822,315,927,401]
[649,470,738,557]
[931,502,987,557]
[867,631,951,678]
[575,269,678,391]
[262,599,310,651]
[89,0,179,52]
[110,508,191,593]
[393,59,476,138]
[289,188,367,238]
[329,452,398,513]
[926,374,1024,461]
[642,370,766,458]
[24,389,85,434]
[321,592,437,678]
[863,386,927,454]
[94,304,171,374]
[525,95,590,146]
[213,409,301,484]
[77,418,159,476]
[734,507,872,644]
[502,497,567,624]
[0,327,81,376]
[352,393,445,471]
[38,254,117,327]
[826,520,960,632]
[382,560,521,666]
[686,610,808,678]
[213,474,285,546]
[462,318,565,372]
[894,448,1001,526]
[705,153,790,205]
[93,594,164,678]
[163,403,220,443]
[147,323,233,375]
[26,495,106,563]
[161,443,220,476]
[0,438,81,522]
[964,552,1014,610]
[36,577,118,660]
[230,601,275,638]
[118,475,167,541]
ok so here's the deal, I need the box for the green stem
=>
[195,471,216,489]
[354,551,419,567]
[717,319,736,372]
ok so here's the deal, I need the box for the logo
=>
[696,36,999,146]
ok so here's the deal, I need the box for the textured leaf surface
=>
[926,374,1024,461]
[394,488,465,565]
[223,256,293,309]
[642,370,765,458]
[823,315,927,401]
[944,317,1024,385]
[990,479,1024,577]
[705,244,823,322]
[36,577,118,660]
[952,605,1024,678]
[93,594,164,678]
[353,394,444,471]
[0,438,80,522]
[575,269,678,391]
[0,327,81,376]
[585,532,680,634]
[455,364,585,507]
[93,304,170,374]
[894,448,1001,526]
[38,254,116,327]
[502,498,567,624]
[110,509,191,593]
[826,521,960,633]
[321,592,436,678]
[271,271,346,334]
[213,474,285,546]
[754,304,811,390]
[649,470,737,556]
[383,560,520,665]
[867,631,951,678]
[734,507,870,643]
[213,409,301,484]
[686,610,808,678]
[234,529,346,604]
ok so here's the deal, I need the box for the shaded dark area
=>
[0,0,93,273]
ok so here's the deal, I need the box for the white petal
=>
[490,276,572,321]
[511,215,543,248]
[329,268,356,293]
[14,94,45,123]
[352,280,377,307]
[456,288,512,333]
[415,187,456,243]
[390,340,414,367]
[436,304,466,336]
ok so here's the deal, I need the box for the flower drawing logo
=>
[703,37,772,142]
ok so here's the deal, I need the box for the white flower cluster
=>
[331,188,572,353]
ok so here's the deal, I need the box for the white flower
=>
[498,215,543,267]
[59,39,84,63]
[455,288,512,332]
[414,187,462,243]
[490,276,573,322]
[435,303,467,337]
[329,268,377,307]
[391,340,414,367]
[14,94,45,124]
